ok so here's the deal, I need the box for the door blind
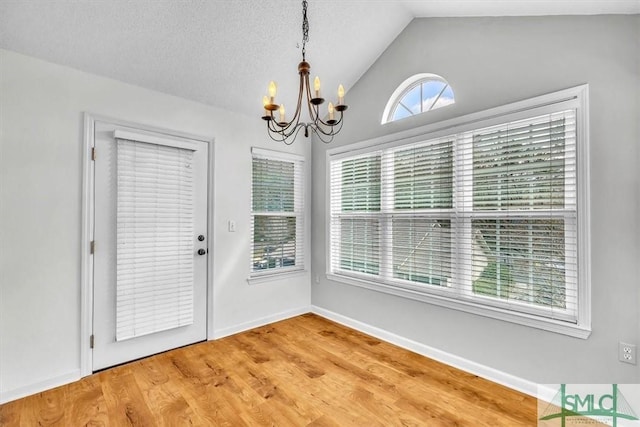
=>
[116,138,196,341]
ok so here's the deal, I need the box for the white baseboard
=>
[311,305,540,398]
[212,305,311,340]
[0,369,81,404]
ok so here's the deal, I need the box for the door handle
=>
[197,249,207,256]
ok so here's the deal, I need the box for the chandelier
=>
[261,0,348,144]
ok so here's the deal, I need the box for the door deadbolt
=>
[197,248,207,256]
[197,235,205,241]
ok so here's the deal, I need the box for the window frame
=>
[327,85,591,338]
[250,147,305,283]
[382,73,456,124]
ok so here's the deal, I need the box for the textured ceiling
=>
[1,0,638,117]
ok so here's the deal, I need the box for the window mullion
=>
[380,150,394,281]
[453,131,474,298]
[329,161,342,274]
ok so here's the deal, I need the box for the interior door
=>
[92,120,208,371]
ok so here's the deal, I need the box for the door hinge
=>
[90,241,95,254]
[90,334,95,349]
[91,147,96,161]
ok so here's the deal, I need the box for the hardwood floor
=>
[0,314,537,426]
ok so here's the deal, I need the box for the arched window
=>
[382,73,455,124]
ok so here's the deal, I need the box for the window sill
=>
[248,268,307,285]
[326,272,591,339]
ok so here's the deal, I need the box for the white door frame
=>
[80,112,215,376]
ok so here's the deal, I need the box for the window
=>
[329,86,590,337]
[382,73,455,124]
[251,148,305,279]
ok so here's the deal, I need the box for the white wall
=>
[311,15,640,385]
[0,49,311,402]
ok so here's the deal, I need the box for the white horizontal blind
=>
[251,150,304,275]
[330,153,381,275]
[329,109,578,322]
[389,139,455,287]
[116,138,195,341]
[459,111,577,320]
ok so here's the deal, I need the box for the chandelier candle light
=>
[261,0,348,144]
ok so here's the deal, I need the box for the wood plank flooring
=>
[0,314,537,426]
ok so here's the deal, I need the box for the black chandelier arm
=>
[266,115,343,144]
[309,114,344,137]
[301,74,345,129]
[291,68,307,126]
[313,111,344,129]
[306,123,339,144]
[301,81,345,132]
[266,114,344,144]
[267,116,299,137]
[302,72,320,121]
[266,122,307,145]
[267,71,307,134]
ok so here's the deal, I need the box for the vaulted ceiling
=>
[1,1,638,117]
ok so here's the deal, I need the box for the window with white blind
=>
[251,148,305,280]
[328,86,590,337]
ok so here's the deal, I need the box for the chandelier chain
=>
[301,0,309,61]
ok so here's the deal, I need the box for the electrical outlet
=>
[619,342,636,365]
